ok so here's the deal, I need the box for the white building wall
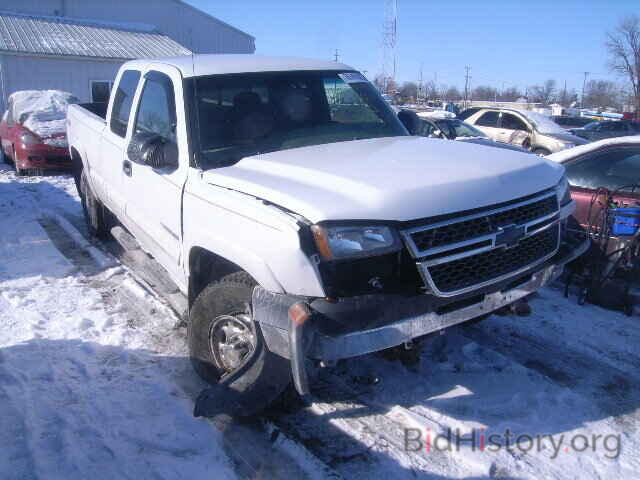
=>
[1,0,255,54]
[0,55,122,111]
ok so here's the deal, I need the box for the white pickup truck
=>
[67,55,589,414]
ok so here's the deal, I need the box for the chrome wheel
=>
[209,313,256,374]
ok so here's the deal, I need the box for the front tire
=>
[80,170,108,239]
[533,147,551,156]
[188,272,291,414]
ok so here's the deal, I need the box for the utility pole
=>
[464,66,471,109]
[581,72,589,108]
[333,49,340,62]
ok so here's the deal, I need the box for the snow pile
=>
[416,110,456,120]
[0,166,237,480]
[9,90,78,144]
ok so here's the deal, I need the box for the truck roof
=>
[124,54,354,78]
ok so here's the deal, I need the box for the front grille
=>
[411,194,558,251]
[426,225,559,293]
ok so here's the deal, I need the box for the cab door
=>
[497,112,531,147]
[121,65,188,286]
[93,69,141,217]
[471,111,501,141]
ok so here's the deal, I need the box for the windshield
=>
[191,71,407,168]
[434,119,487,139]
[517,110,566,135]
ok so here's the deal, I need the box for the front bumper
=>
[253,232,590,394]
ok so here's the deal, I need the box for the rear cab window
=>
[110,70,141,137]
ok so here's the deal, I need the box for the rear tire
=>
[80,170,108,239]
[188,271,291,414]
[0,139,6,164]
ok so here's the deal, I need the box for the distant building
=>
[0,1,254,111]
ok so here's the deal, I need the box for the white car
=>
[67,55,589,414]
[465,107,588,155]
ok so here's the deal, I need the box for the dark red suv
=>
[0,90,78,175]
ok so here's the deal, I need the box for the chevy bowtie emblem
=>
[495,225,526,248]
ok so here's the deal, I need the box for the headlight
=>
[311,224,399,260]
[20,132,40,146]
[556,175,572,206]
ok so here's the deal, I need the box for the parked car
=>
[67,55,589,414]
[568,120,640,142]
[414,112,532,153]
[552,116,594,129]
[548,136,640,230]
[0,90,78,175]
[465,108,588,155]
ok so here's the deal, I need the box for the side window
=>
[475,111,499,127]
[501,113,528,131]
[565,148,640,191]
[110,70,141,138]
[133,72,177,142]
[324,77,382,124]
[416,119,435,136]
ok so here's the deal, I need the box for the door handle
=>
[123,159,132,177]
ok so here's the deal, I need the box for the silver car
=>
[465,108,588,155]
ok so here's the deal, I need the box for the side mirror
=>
[127,133,178,170]
[397,109,419,135]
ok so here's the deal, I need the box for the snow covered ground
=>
[1,165,638,479]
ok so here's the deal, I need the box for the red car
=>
[0,90,78,175]
[549,137,640,229]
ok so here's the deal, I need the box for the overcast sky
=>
[186,0,637,93]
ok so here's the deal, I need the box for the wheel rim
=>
[208,312,256,374]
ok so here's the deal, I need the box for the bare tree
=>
[529,79,557,106]
[606,15,640,116]
[557,87,579,108]
[398,82,418,103]
[583,80,622,110]
[373,74,398,94]
[444,86,462,101]
[472,85,498,101]
[499,87,523,102]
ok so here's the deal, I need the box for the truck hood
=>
[202,136,564,223]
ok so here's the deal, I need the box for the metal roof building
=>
[0,1,255,111]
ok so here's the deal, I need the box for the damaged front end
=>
[253,188,591,396]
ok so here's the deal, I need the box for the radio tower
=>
[381,0,398,93]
